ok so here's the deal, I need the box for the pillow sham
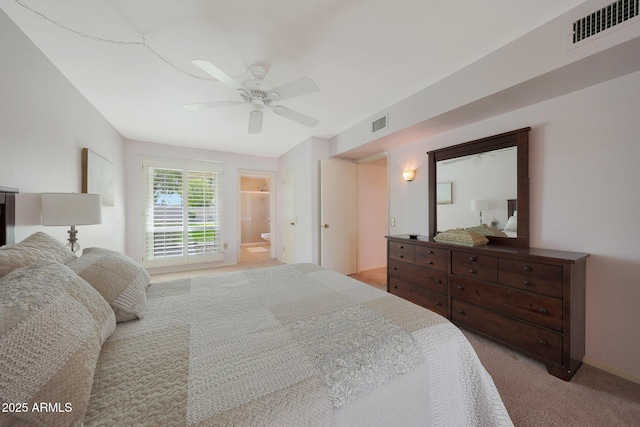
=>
[67,247,150,322]
[0,232,77,278]
[504,215,518,232]
[0,260,115,426]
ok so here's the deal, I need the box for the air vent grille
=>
[372,115,387,133]
[573,0,639,43]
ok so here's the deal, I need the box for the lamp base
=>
[67,225,81,253]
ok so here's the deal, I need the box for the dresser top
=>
[386,235,589,264]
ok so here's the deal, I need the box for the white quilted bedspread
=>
[84,263,512,426]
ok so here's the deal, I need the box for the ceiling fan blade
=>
[248,109,263,134]
[191,60,245,92]
[271,105,319,127]
[268,76,319,101]
[182,101,245,111]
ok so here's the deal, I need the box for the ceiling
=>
[2,0,587,158]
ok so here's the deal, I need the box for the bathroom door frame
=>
[237,169,276,263]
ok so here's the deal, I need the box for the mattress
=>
[84,263,512,426]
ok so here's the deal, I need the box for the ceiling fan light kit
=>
[186,60,320,134]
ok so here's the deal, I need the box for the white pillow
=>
[0,232,77,278]
[504,215,518,232]
[66,247,150,322]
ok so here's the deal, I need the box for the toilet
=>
[260,232,270,242]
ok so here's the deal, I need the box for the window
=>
[142,158,223,267]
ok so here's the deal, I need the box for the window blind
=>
[142,159,223,267]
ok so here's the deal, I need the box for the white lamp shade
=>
[402,170,416,181]
[471,199,490,212]
[41,193,102,226]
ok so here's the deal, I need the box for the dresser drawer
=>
[452,299,562,364]
[389,242,415,263]
[390,278,448,317]
[414,246,448,272]
[498,259,564,298]
[451,276,563,331]
[388,259,448,294]
[451,251,497,282]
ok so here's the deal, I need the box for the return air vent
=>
[372,115,388,133]
[573,0,639,43]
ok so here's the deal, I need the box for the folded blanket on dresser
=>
[84,263,512,426]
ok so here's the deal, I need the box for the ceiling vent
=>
[372,115,388,133]
[572,0,639,44]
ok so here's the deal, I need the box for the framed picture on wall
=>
[436,182,452,204]
[82,148,114,207]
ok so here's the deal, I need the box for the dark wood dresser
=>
[387,235,589,381]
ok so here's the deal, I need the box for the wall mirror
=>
[427,127,530,248]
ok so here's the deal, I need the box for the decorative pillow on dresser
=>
[0,232,77,278]
[67,247,150,322]
[0,260,115,426]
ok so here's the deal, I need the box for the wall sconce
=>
[402,170,416,181]
[471,199,490,226]
[41,193,102,253]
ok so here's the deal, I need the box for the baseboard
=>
[358,264,386,273]
[583,356,640,385]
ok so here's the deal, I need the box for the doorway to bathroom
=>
[238,170,274,264]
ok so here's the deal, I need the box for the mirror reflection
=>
[436,146,518,237]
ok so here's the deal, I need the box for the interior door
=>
[282,167,296,264]
[320,159,357,275]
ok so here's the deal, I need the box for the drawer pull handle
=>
[392,267,398,271]
[435,279,442,284]
[457,285,464,290]
[469,269,476,274]
[393,285,398,289]
[539,339,548,346]
[539,308,548,314]
[523,266,532,272]
[399,245,404,249]
[435,301,442,306]
[427,261,433,265]
[427,250,434,254]
[523,280,531,286]
[457,309,465,315]
[399,255,404,258]
[469,256,477,262]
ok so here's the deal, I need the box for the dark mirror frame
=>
[427,127,530,248]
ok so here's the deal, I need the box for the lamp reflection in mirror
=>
[402,170,415,181]
[471,199,490,226]
[41,193,102,253]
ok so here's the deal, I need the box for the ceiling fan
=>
[183,60,319,134]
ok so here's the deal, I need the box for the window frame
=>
[142,158,224,268]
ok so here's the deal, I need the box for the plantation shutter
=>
[142,158,223,267]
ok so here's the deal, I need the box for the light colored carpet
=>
[464,330,640,426]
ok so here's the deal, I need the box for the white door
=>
[282,167,296,264]
[320,159,357,275]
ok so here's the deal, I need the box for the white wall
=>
[357,161,387,271]
[0,10,125,251]
[124,139,277,271]
[277,137,330,263]
[388,70,640,382]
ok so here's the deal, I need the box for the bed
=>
[0,187,512,426]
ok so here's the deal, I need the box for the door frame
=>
[237,169,275,263]
[355,153,389,273]
[319,152,389,274]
